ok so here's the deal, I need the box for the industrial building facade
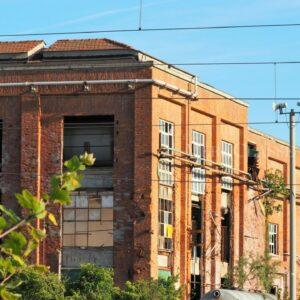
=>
[0,39,299,299]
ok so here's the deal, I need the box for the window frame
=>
[268,223,279,255]
[191,131,205,195]
[221,140,233,191]
[158,119,174,186]
[62,190,113,249]
[158,186,173,251]
[63,116,114,168]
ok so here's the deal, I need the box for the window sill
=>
[158,248,173,254]
[269,253,280,259]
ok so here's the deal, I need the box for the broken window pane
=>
[63,191,113,249]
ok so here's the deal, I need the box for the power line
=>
[1,22,300,38]
[2,120,300,131]
[2,172,300,187]
[153,60,300,66]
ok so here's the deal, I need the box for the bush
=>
[118,276,182,300]
[64,263,120,300]
[12,263,181,300]
[13,267,65,300]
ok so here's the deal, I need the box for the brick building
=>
[0,38,299,299]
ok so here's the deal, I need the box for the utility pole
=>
[273,103,300,300]
[289,109,296,300]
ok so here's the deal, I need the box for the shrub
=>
[13,267,65,300]
[118,276,182,300]
[64,263,120,300]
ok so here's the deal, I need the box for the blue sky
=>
[1,0,300,143]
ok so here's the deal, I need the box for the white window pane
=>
[76,195,88,208]
[102,195,113,208]
[89,209,101,220]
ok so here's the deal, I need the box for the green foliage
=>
[64,264,182,300]
[262,170,289,217]
[0,153,95,299]
[64,264,120,300]
[13,267,65,300]
[252,252,280,293]
[223,253,279,293]
[118,276,182,300]
[221,256,253,290]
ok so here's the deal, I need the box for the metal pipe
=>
[0,78,197,98]
[290,109,296,300]
[161,147,251,177]
[160,152,257,185]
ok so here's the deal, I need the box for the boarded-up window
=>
[63,191,113,248]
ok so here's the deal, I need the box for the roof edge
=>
[137,52,249,108]
[249,127,300,150]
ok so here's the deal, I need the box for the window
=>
[64,116,114,167]
[62,191,113,248]
[269,223,278,255]
[191,204,202,260]
[221,141,233,190]
[158,120,174,186]
[248,143,259,180]
[192,131,205,194]
[191,204,202,300]
[158,186,173,251]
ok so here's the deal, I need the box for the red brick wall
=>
[0,57,298,299]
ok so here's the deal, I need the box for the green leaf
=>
[0,216,7,231]
[24,239,38,257]
[0,205,20,223]
[62,172,82,191]
[36,210,47,219]
[64,155,81,171]
[50,176,61,189]
[2,232,27,255]
[16,190,45,216]
[0,258,15,278]
[50,188,70,205]
[0,287,21,300]
[11,254,25,267]
[29,228,46,241]
[30,264,49,273]
[48,213,58,226]
[42,193,50,201]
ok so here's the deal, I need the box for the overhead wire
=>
[1,22,300,38]
[2,120,300,131]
